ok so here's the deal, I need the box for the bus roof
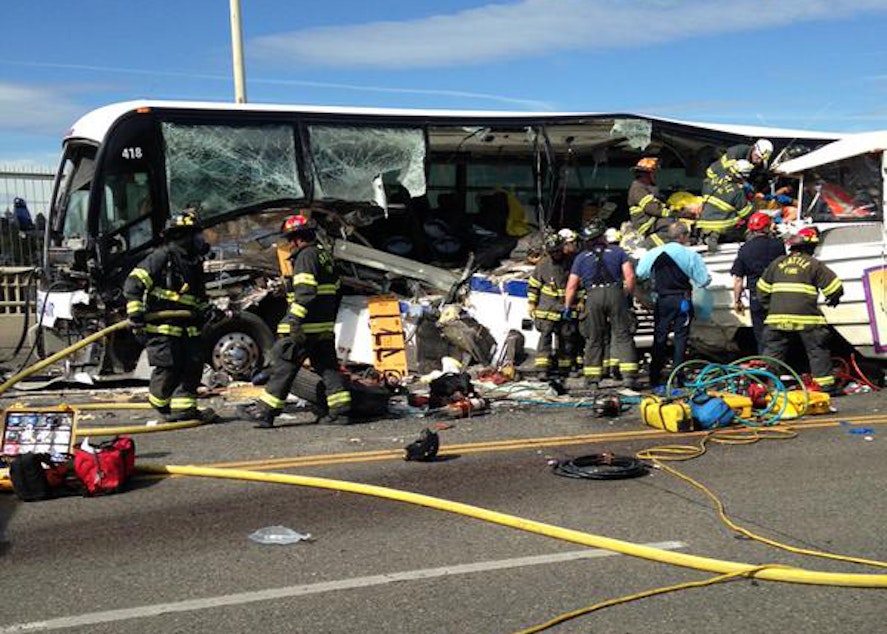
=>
[65,99,841,146]
[775,130,887,174]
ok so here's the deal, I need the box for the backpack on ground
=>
[74,436,136,496]
[9,453,69,502]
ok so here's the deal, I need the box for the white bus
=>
[46,100,880,380]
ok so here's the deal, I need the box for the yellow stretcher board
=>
[367,296,408,380]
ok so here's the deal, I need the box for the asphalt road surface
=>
[1,388,886,633]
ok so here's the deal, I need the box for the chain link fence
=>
[0,165,54,268]
[0,166,53,324]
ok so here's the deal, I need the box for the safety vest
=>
[278,243,341,336]
[756,252,843,330]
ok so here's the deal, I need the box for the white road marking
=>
[0,541,686,632]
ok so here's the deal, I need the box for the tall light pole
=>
[230,0,247,103]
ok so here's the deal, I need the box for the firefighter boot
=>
[236,401,277,429]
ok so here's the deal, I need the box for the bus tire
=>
[203,312,274,381]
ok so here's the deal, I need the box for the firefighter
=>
[527,232,572,377]
[124,208,212,422]
[237,213,351,428]
[730,211,786,352]
[565,219,639,389]
[600,227,636,379]
[558,228,585,374]
[627,157,694,248]
[697,158,756,251]
[706,138,773,191]
[756,226,843,392]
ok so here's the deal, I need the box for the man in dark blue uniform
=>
[564,219,638,389]
[730,211,786,352]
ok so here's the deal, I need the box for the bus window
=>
[307,126,426,203]
[63,190,89,240]
[99,171,153,253]
[53,152,95,245]
[162,123,303,219]
[803,153,883,222]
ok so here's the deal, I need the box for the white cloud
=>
[252,0,887,69]
[0,82,84,135]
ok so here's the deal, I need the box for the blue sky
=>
[2,0,887,167]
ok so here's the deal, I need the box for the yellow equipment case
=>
[769,390,831,420]
[640,396,694,433]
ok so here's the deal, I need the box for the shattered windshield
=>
[307,126,426,202]
[162,123,304,219]
[802,152,882,222]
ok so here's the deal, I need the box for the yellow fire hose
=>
[138,463,887,588]
[5,314,887,590]
[0,310,193,398]
[0,311,209,437]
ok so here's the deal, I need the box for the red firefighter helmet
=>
[281,212,316,238]
[747,211,773,232]
[787,226,820,249]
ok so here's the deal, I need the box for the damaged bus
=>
[44,100,879,382]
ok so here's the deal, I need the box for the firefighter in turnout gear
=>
[237,213,351,428]
[565,219,639,389]
[698,158,756,252]
[627,157,694,247]
[124,208,212,422]
[756,226,843,392]
[528,232,575,377]
[705,139,773,191]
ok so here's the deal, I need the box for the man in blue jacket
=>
[636,222,711,388]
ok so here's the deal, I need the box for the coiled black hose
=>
[552,453,649,480]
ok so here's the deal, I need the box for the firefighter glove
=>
[826,294,841,308]
[289,325,307,346]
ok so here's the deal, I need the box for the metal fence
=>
[0,266,37,315]
[0,165,54,267]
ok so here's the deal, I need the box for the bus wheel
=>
[204,313,274,381]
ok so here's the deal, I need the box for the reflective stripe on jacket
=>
[528,255,570,321]
[278,243,340,335]
[123,244,207,335]
[628,178,673,241]
[756,252,843,330]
